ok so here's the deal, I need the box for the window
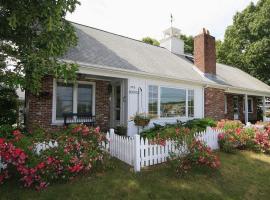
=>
[54,81,95,122]
[188,90,194,117]
[148,85,194,118]
[160,87,186,117]
[56,83,73,120]
[77,84,93,114]
[148,85,158,115]
[243,98,253,113]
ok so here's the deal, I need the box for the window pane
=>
[56,82,73,120]
[248,99,252,112]
[148,85,158,115]
[160,87,186,117]
[77,84,92,114]
[188,90,194,117]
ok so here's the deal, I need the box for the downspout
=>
[137,87,142,113]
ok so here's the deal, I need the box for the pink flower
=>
[12,130,22,137]
[0,138,5,144]
[95,127,100,133]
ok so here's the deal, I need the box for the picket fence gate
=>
[103,127,223,172]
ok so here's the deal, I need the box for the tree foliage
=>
[217,0,270,84]
[0,86,18,125]
[142,37,160,46]
[0,0,81,94]
[180,34,194,55]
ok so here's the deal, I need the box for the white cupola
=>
[160,27,184,55]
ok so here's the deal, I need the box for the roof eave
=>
[60,59,270,96]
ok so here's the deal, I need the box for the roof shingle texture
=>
[62,22,270,93]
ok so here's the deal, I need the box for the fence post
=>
[110,128,115,135]
[134,134,141,172]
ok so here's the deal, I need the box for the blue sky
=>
[66,0,258,41]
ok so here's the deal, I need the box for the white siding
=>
[127,77,204,136]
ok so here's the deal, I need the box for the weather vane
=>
[170,13,174,27]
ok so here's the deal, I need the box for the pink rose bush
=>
[0,125,107,190]
[172,139,220,176]
[217,120,270,154]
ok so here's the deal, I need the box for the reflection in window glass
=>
[77,84,92,114]
[188,90,194,117]
[148,85,158,115]
[56,82,73,119]
[160,87,186,117]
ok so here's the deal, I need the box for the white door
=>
[113,84,122,127]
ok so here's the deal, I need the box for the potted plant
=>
[132,113,153,127]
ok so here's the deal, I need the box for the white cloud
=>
[66,0,259,40]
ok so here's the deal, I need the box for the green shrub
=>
[141,118,216,140]
[184,118,216,131]
[0,86,19,125]
[115,125,127,136]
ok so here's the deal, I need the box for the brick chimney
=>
[194,28,216,75]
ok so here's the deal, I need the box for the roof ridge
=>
[68,20,165,49]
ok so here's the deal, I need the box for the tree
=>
[0,0,81,94]
[0,86,18,125]
[217,0,270,84]
[180,34,194,55]
[142,37,160,46]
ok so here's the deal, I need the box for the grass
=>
[1,151,270,200]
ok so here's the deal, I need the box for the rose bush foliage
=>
[0,124,107,190]
[171,139,220,176]
[217,120,270,154]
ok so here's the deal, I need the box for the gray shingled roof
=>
[62,22,270,94]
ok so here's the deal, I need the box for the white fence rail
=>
[104,127,223,172]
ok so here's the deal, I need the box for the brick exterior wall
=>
[225,94,258,122]
[204,88,225,120]
[194,30,216,75]
[26,75,111,133]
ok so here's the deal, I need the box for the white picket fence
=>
[0,127,222,173]
[104,127,223,172]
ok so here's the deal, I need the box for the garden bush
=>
[170,139,220,176]
[217,120,270,154]
[0,124,107,190]
[141,118,216,140]
[0,86,19,126]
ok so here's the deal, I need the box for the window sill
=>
[51,122,64,126]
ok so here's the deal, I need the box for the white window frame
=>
[52,79,96,124]
[147,85,195,119]
[243,97,253,113]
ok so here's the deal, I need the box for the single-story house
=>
[25,22,270,136]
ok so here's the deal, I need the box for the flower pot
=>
[134,118,150,127]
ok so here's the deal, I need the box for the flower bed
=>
[217,120,270,154]
[0,124,107,190]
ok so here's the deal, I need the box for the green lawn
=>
[1,151,270,200]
